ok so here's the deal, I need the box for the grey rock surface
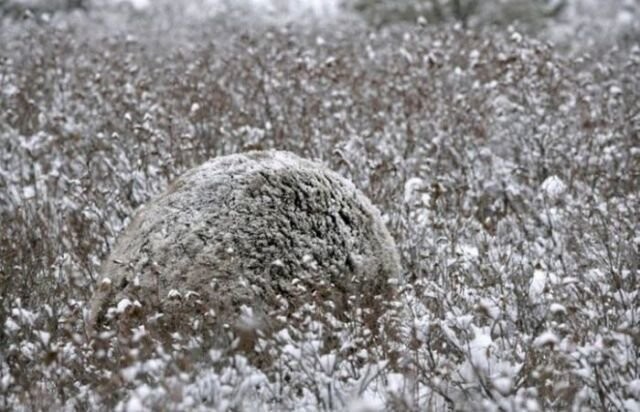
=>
[88,150,401,338]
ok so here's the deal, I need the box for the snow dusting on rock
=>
[88,150,401,342]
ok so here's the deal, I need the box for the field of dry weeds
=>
[1,2,639,410]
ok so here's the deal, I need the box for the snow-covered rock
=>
[88,150,401,341]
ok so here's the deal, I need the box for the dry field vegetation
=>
[1,2,639,411]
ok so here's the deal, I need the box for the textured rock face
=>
[88,150,401,338]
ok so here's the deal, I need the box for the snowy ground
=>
[0,1,639,411]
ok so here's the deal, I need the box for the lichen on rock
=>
[88,150,401,343]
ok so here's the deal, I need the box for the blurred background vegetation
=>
[2,0,638,50]
[349,0,640,51]
[350,0,565,30]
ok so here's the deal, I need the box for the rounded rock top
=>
[88,150,401,335]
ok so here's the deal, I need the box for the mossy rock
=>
[88,150,401,347]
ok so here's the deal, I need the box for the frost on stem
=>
[87,150,401,341]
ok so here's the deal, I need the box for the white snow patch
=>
[623,399,640,412]
[116,298,134,313]
[469,326,493,372]
[457,244,479,260]
[540,175,567,200]
[282,344,301,359]
[4,318,20,334]
[2,83,18,97]
[36,330,51,346]
[610,85,623,96]
[122,395,144,412]
[319,353,336,374]
[493,375,513,395]
[167,289,181,299]
[11,307,36,325]
[478,298,501,320]
[347,395,385,412]
[403,177,424,204]
[385,373,405,394]
[549,303,566,314]
[121,365,139,382]
[116,0,149,10]
[628,379,640,398]
[529,269,547,303]
[526,398,541,412]
[22,185,36,199]
[0,369,12,391]
[533,331,559,348]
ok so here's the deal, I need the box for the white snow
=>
[0,369,12,391]
[403,177,424,203]
[549,303,566,314]
[468,326,493,373]
[492,375,513,395]
[22,185,35,199]
[10,307,36,325]
[4,318,20,334]
[478,298,501,320]
[529,269,547,303]
[609,85,623,96]
[533,331,559,348]
[167,289,181,299]
[457,244,479,260]
[347,396,385,412]
[116,298,133,313]
[319,353,336,374]
[121,365,139,382]
[122,395,144,412]
[623,399,640,412]
[540,175,567,200]
[628,379,640,398]
[36,330,51,346]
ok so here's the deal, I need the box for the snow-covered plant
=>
[0,2,638,410]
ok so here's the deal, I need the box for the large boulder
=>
[88,150,401,343]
